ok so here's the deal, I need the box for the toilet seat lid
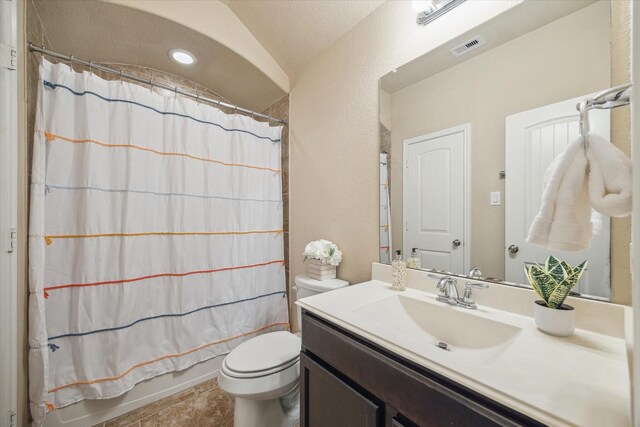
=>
[225,331,301,374]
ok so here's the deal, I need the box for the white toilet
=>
[218,275,348,427]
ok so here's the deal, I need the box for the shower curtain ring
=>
[233,105,238,115]
[88,60,93,76]
[148,78,153,92]
[174,86,178,98]
[69,55,75,71]
[119,70,124,84]
[196,94,200,104]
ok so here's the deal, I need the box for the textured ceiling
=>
[224,0,385,82]
[32,0,287,112]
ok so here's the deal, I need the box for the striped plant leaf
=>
[526,264,557,302]
[547,261,588,308]
[560,260,573,276]
[545,255,560,273]
[547,280,571,308]
[524,266,544,300]
[547,274,578,308]
[546,256,567,284]
[572,260,588,279]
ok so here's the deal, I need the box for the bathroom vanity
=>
[296,264,631,427]
[300,310,541,426]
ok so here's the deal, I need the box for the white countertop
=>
[296,280,631,427]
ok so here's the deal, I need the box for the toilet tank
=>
[294,275,348,331]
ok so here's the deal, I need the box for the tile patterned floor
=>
[95,379,234,427]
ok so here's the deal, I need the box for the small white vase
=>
[307,259,336,281]
[533,300,575,337]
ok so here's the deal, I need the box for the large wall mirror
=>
[379,0,632,304]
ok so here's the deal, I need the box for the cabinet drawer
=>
[302,311,540,427]
[301,352,382,427]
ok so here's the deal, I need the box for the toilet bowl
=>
[218,331,301,427]
[218,276,348,427]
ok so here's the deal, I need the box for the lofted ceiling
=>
[31,0,386,110]
[224,0,385,82]
[32,0,287,112]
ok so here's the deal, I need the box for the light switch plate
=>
[490,191,501,206]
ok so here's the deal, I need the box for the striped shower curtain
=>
[29,59,288,424]
[379,153,391,263]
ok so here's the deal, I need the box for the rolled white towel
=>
[527,137,593,251]
[586,133,632,217]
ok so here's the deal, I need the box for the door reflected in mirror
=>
[378,0,632,303]
[404,125,469,274]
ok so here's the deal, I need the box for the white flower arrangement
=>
[303,239,343,266]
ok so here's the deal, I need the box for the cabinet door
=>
[300,353,382,427]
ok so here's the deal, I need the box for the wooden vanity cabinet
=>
[300,310,545,427]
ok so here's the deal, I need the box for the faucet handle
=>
[436,276,456,289]
[458,281,488,309]
[465,282,489,290]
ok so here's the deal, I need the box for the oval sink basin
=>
[352,294,522,351]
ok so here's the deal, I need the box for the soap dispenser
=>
[391,250,407,291]
[407,248,421,269]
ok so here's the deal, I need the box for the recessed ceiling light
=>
[169,49,196,65]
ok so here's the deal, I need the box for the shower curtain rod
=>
[29,43,288,125]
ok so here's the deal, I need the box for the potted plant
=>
[303,239,343,281]
[524,256,587,337]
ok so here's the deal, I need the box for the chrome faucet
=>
[468,267,483,279]
[436,276,488,309]
[436,276,459,305]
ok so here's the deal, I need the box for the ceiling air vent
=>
[450,36,486,57]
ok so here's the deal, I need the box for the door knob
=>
[452,239,461,247]
[508,244,519,254]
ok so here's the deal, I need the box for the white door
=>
[505,95,610,299]
[404,125,469,273]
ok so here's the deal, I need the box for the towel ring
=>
[579,100,590,152]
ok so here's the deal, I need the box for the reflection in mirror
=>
[379,0,632,304]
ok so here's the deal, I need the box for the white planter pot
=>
[533,300,575,337]
[307,259,336,281]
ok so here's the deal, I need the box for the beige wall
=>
[389,1,611,280]
[289,0,521,311]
